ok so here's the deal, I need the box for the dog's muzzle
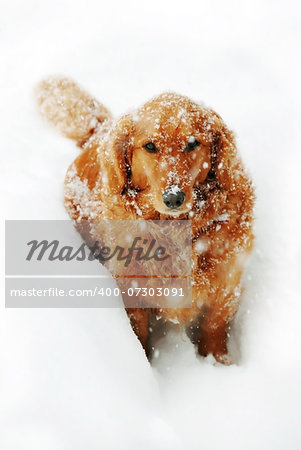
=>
[162,188,185,209]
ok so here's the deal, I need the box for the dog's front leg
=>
[196,315,231,364]
[187,300,235,365]
[126,308,151,358]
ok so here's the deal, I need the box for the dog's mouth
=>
[155,204,192,217]
[166,210,189,218]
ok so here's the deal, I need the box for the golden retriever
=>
[37,76,255,364]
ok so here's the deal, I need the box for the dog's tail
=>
[36,76,112,145]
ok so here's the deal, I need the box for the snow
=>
[168,185,182,195]
[1,0,301,449]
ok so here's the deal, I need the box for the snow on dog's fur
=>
[37,76,255,363]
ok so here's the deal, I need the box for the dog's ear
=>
[101,114,134,195]
[209,120,245,191]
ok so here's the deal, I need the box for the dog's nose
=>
[162,188,186,209]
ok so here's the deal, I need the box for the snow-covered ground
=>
[1,0,301,448]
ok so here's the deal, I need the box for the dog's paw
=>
[214,353,233,365]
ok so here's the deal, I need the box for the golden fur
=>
[37,76,255,364]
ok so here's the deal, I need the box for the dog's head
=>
[105,92,237,217]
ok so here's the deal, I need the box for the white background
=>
[1,0,301,449]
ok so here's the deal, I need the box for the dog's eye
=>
[143,142,158,153]
[186,137,200,152]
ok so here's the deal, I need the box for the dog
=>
[37,76,255,364]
